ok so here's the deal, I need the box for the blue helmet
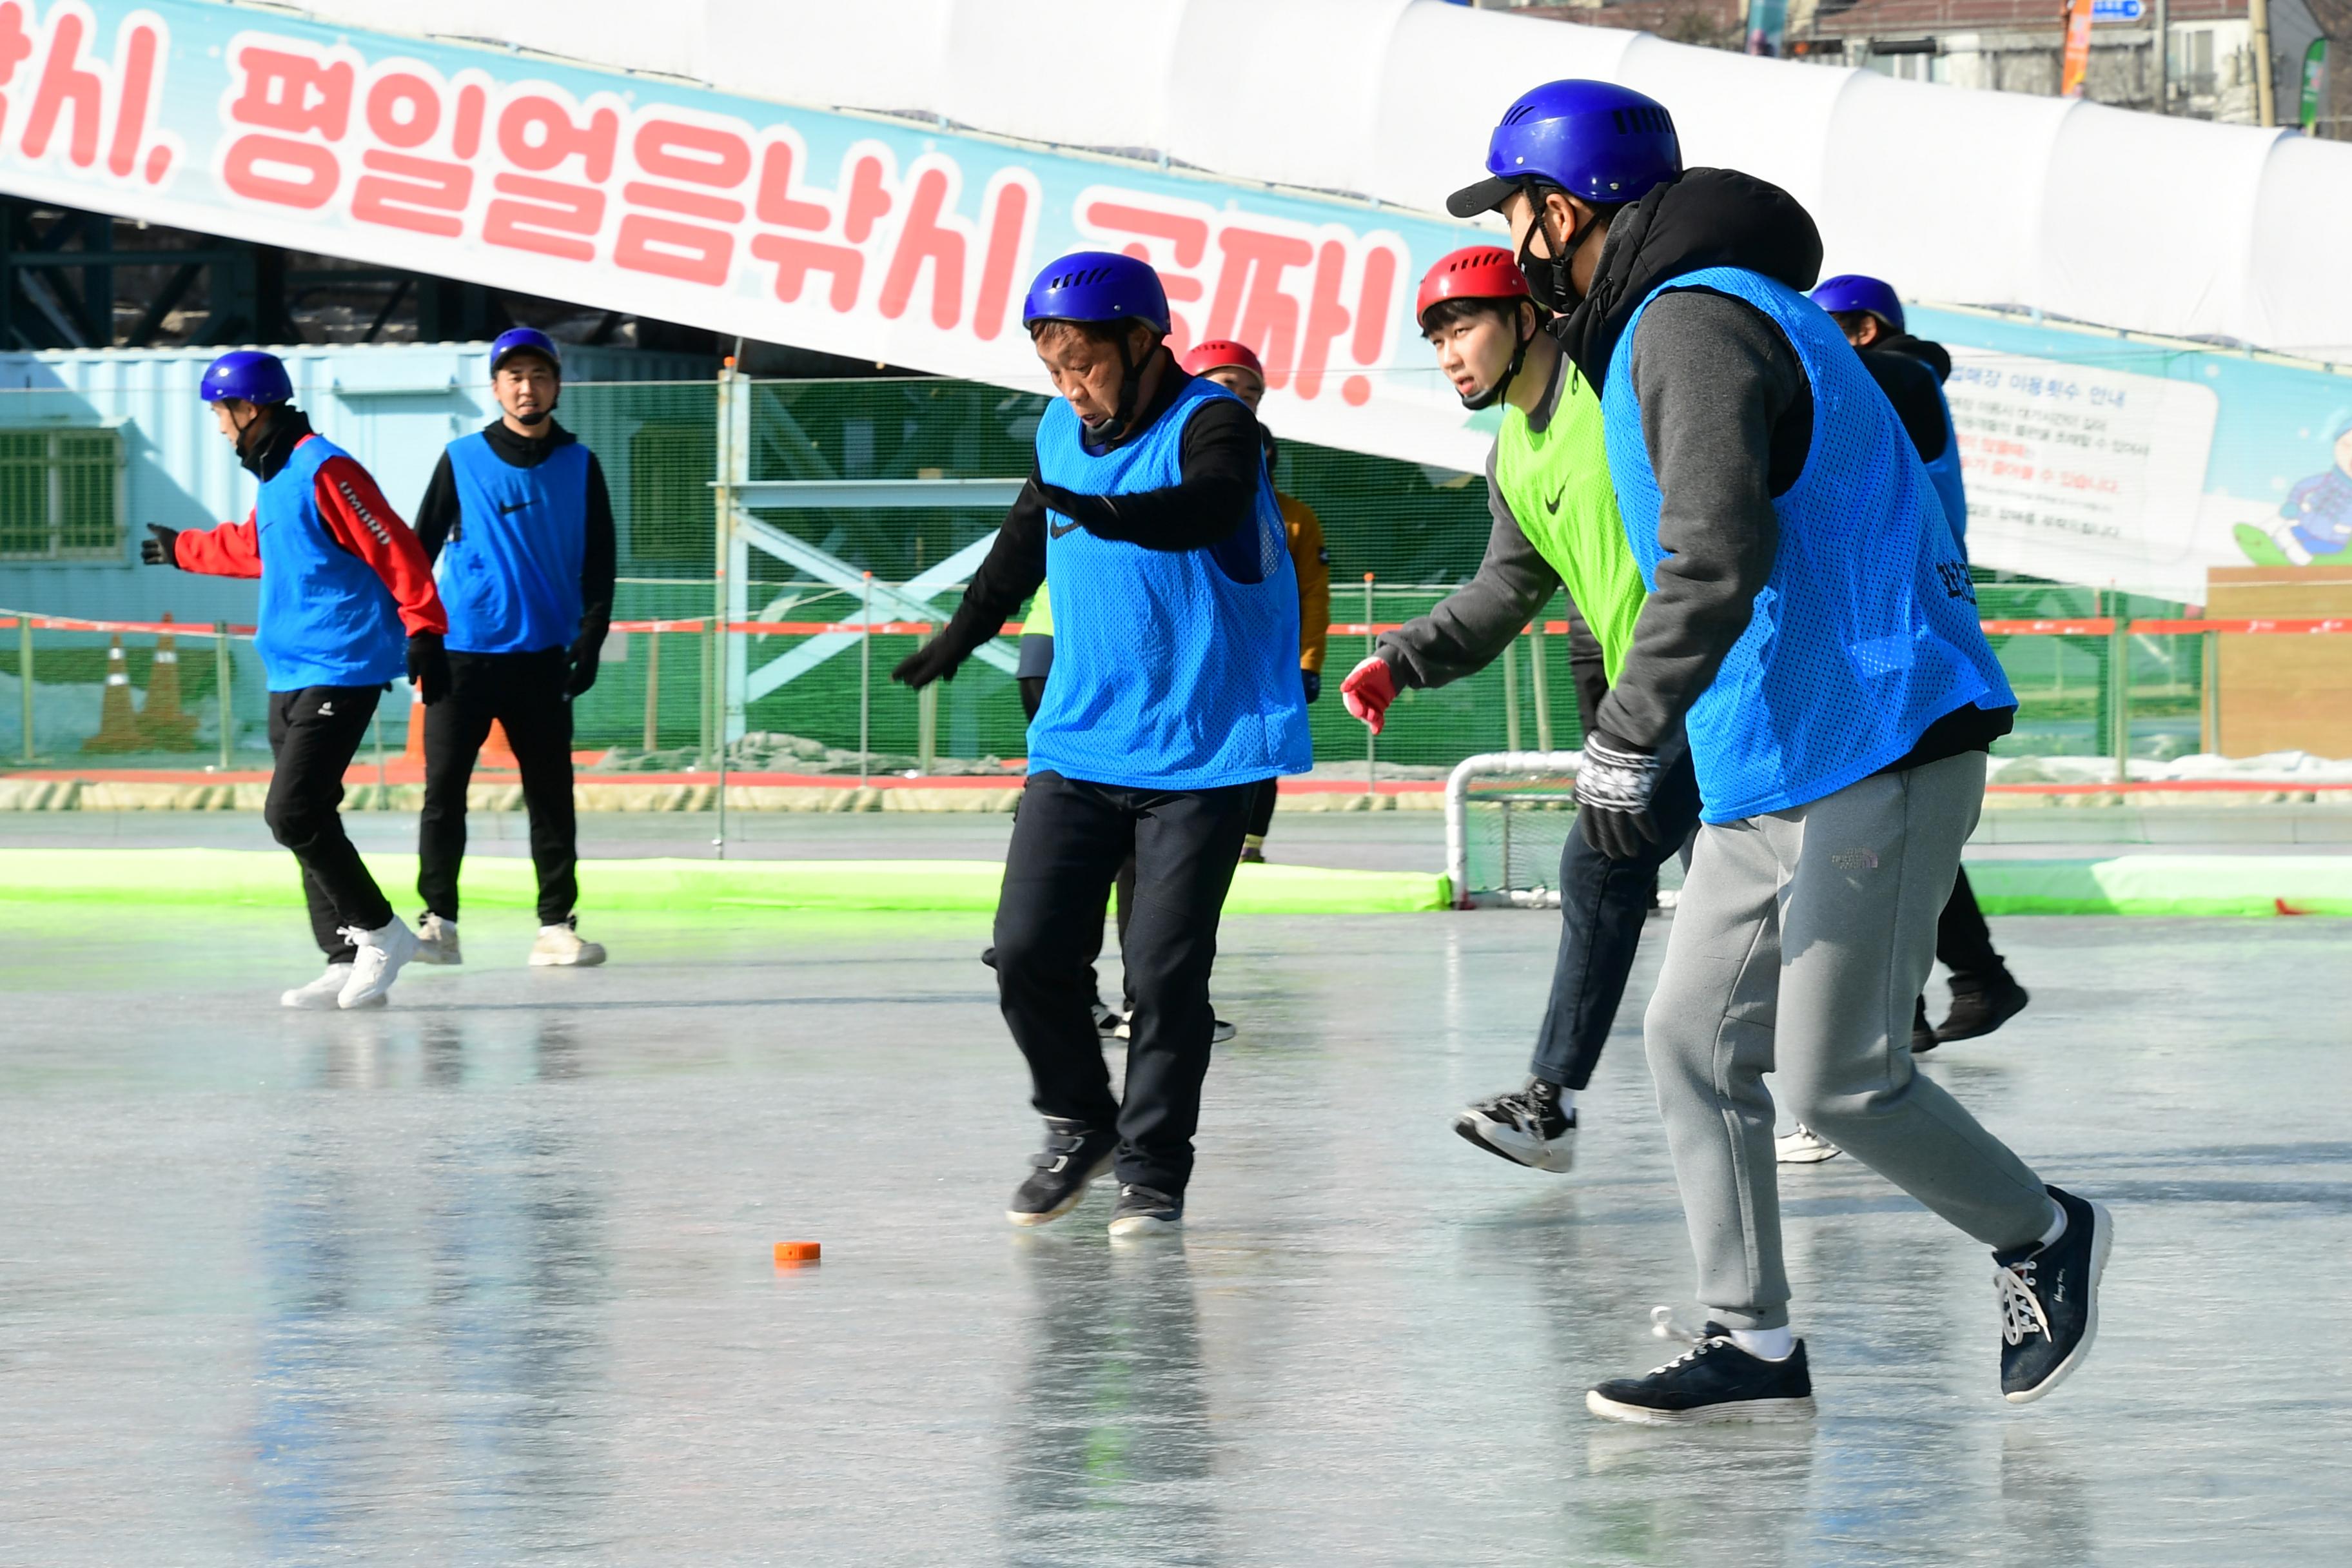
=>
[1447,79,1683,218]
[489,326,562,376]
[199,349,292,406]
[1810,274,1905,335]
[1021,251,1171,335]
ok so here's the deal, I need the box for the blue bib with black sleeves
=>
[1028,376,1311,790]
[253,433,407,692]
[1600,266,2014,823]
[435,431,591,654]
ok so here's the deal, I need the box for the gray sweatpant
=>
[1644,751,2052,1331]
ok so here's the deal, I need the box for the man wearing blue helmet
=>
[406,327,616,970]
[894,251,1310,1239]
[143,349,449,1010]
[1453,80,2108,1420]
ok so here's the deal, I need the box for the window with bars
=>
[0,428,124,560]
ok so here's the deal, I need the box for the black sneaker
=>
[1587,1325,1816,1425]
[1910,994,1939,1054]
[1106,1182,1183,1238]
[1937,970,2030,1044]
[1995,1184,2112,1404]
[1092,1001,1123,1037]
[1453,1078,1576,1173]
[1005,1117,1115,1228]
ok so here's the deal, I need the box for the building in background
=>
[1460,0,2343,132]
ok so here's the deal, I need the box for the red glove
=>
[1340,655,1398,735]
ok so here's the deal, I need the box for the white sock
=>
[1729,1326,1794,1361]
[1551,1084,1576,1113]
[2036,1199,2067,1250]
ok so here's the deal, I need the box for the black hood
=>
[1876,332,1952,384]
[240,406,315,482]
[1558,168,1823,389]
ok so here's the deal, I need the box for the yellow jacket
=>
[1280,492,1330,674]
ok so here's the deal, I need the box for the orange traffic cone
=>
[398,680,516,768]
[83,634,145,752]
[137,612,201,750]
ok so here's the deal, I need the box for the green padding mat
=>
[1968,856,2352,917]
[0,849,1452,916]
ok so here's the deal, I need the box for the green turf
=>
[0,848,1453,915]
[1966,856,2352,917]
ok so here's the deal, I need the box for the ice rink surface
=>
[3,820,2349,1565]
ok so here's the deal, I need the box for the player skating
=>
[409,328,614,970]
[1339,246,1696,1174]
[895,252,1309,1237]
[1779,275,2035,1163]
[142,351,448,1010]
[1450,81,2109,1418]
[1174,340,1332,865]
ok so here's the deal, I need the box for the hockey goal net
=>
[1445,751,1586,908]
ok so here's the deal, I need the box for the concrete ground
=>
[0,845,2346,1563]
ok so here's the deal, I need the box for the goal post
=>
[1445,750,1585,909]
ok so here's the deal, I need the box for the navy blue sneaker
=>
[1006,1118,1115,1228]
[1587,1326,1816,1425]
[1995,1185,2112,1404]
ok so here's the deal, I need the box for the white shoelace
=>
[1995,1257,2052,1346]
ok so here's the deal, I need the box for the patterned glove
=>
[1574,733,1663,861]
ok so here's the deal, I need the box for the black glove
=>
[1302,669,1322,703]
[566,627,603,699]
[1034,481,1119,533]
[407,631,451,706]
[892,635,965,691]
[1574,732,1663,861]
[141,524,181,567]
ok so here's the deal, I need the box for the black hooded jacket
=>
[1859,331,1955,465]
[1558,169,2008,769]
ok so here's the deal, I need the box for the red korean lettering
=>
[749,233,861,311]
[616,119,750,286]
[351,149,471,237]
[223,135,337,208]
[21,7,100,166]
[1345,246,1398,406]
[1083,201,1208,267]
[229,45,351,139]
[1291,241,1352,402]
[843,153,890,242]
[879,165,964,330]
[106,18,162,180]
[483,172,603,261]
[1206,227,1312,388]
[498,93,617,181]
[0,5,31,130]
[971,176,1031,343]
[364,72,440,149]
[756,139,828,231]
[451,81,484,158]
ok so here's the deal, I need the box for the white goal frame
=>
[1444,750,1584,910]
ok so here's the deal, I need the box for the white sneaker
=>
[413,912,462,965]
[1776,1125,1842,1164]
[530,919,607,967]
[338,917,419,1009]
[282,963,361,1010]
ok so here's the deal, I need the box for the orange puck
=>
[773,1241,821,1264]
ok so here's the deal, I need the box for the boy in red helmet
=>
[1177,338,1331,863]
[1340,245,1700,1175]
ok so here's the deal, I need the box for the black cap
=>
[1446,174,1521,219]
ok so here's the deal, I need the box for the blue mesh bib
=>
[1921,380,1968,556]
[1601,266,2014,822]
[253,433,407,692]
[1028,377,1311,790]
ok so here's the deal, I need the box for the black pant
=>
[266,685,393,962]
[994,770,1253,1195]
[1936,866,2004,981]
[1244,776,1279,841]
[1529,729,1704,1091]
[417,648,579,925]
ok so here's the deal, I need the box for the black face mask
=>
[510,402,554,427]
[1083,331,1156,446]
[1516,195,1582,315]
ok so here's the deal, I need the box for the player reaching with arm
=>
[894,253,1310,1238]
[1452,80,2107,1420]
[142,351,448,1010]
[1337,246,1698,1174]
[1174,340,1331,865]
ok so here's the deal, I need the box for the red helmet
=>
[1179,338,1264,378]
[1415,246,1531,328]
